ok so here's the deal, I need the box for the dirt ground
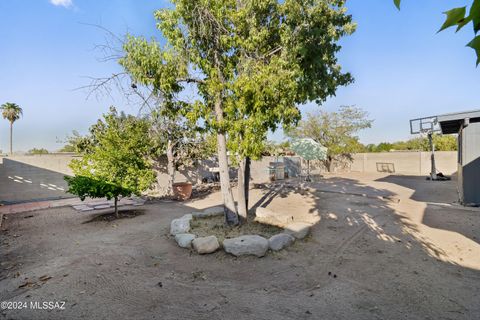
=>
[1,173,479,320]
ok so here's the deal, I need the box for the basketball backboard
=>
[409,116,441,134]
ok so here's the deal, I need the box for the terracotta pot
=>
[172,182,193,201]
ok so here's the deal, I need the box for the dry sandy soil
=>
[1,173,479,320]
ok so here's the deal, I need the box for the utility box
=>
[437,110,480,206]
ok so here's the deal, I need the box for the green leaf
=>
[394,0,401,10]
[474,17,480,34]
[467,35,480,66]
[457,0,480,33]
[471,0,480,34]
[438,7,467,33]
[471,0,480,19]
[456,16,472,32]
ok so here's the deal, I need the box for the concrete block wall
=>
[350,151,457,175]
[0,151,458,204]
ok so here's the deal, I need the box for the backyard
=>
[1,173,479,319]
[1,1,480,319]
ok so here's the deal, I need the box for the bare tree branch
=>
[177,77,205,84]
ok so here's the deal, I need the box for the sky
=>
[0,0,478,152]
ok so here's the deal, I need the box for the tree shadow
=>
[248,175,480,272]
[421,204,480,244]
[374,173,480,246]
[249,184,285,215]
[0,158,74,205]
[375,174,458,203]
[82,209,146,224]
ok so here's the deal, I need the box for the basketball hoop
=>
[409,115,445,181]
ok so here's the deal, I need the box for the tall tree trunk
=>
[244,156,250,216]
[237,156,251,223]
[214,97,238,226]
[166,139,175,196]
[325,156,333,173]
[237,157,247,223]
[212,43,238,225]
[114,196,119,219]
[9,122,13,156]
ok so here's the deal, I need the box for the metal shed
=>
[437,109,480,206]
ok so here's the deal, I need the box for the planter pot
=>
[172,182,193,201]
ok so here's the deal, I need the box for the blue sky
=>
[0,0,478,152]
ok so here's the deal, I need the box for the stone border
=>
[170,206,312,257]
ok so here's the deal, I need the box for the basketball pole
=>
[409,116,441,181]
[428,131,437,180]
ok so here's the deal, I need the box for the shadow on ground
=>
[82,209,146,224]
[0,158,74,205]
[252,174,480,269]
[375,174,458,203]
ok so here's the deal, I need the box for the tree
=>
[58,130,91,153]
[65,107,156,217]
[262,141,292,157]
[219,0,355,220]
[394,0,480,65]
[366,142,393,153]
[81,39,216,199]
[114,39,213,196]
[288,106,373,172]
[120,0,355,224]
[1,102,23,155]
[58,144,76,153]
[432,134,458,151]
[27,148,49,155]
[368,134,457,152]
[148,107,217,196]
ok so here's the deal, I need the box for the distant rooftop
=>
[437,109,480,134]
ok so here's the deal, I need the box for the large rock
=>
[223,235,269,257]
[203,206,224,215]
[268,233,295,251]
[192,236,220,254]
[192,206,224,219]
[175,233,196,248]
[170,218,191,235]
[284,222,312,239]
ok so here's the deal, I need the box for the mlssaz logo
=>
[30,301,66,310]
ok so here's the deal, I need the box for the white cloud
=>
[49,0,73,8]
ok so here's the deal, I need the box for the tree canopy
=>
[287,105,372,171]
[65,107,156,216]
[27,148,49,155]
[365,134,457,152]
[58,130,92,153]
[1,102,23,123]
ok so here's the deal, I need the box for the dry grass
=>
[190,215,283,243]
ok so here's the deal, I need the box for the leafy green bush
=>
[27,148,49,155]
[65,176,133,202]
[65,107,156,217]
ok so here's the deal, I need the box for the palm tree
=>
[1,102,23,155]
